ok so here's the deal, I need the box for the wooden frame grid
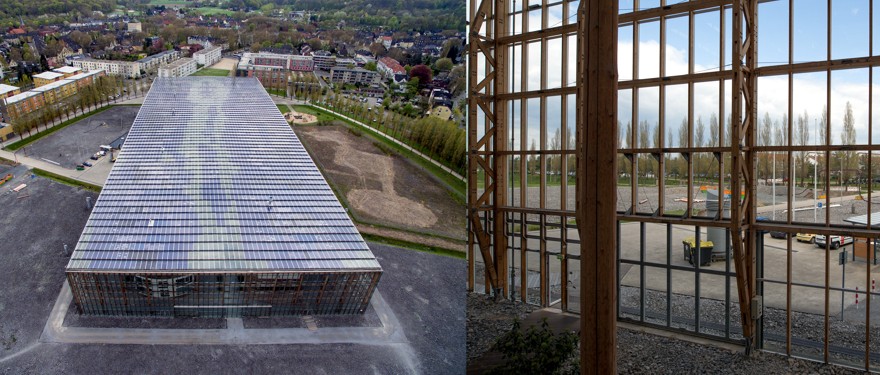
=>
[469,0,880,371]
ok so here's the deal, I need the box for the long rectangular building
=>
[70,58,141,78]
[235,52,315,87]
[66,77,382,317]
[158,57,197,78]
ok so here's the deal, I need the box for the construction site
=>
[468,0,880,373]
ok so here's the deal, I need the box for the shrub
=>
[488,318,579,375]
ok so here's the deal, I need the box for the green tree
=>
[433,57,453,72]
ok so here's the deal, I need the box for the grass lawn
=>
[191,68,230,77]
[292,105,337,123]
[32,168,102,193]
[195,7,235,15]
[266,88,286,96]
[276,104,290,114]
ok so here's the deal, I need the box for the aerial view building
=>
[193,45,222,67]
[138,50,182,72]
[329,66,378,86]
[236,52,315,86]
[1,69,105,120]
[32,71,65,87]
[69,57,141,78]
[52,66,83,78]
[65,77,382,317]
[158,57,197,78]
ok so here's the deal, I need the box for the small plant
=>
[488,318,579,375]
[0,328,17,350]
[348,128,363,137]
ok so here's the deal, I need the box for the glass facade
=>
[67,271,381,317]
[67,77,382,317]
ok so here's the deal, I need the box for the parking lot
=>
[475,222,879,316]
[17,106,138,170]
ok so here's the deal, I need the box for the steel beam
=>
[576,1,618,373]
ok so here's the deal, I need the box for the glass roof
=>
[66,77,382,272]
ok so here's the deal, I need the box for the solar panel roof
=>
[66,77,382,272]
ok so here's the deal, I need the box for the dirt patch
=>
[296,125,464,240]
[207,57,237,71]
[284,110,318,125]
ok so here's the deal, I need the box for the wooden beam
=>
[576,1,618,374]
[619,0,731,24]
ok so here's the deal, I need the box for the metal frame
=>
[469,0,880,371]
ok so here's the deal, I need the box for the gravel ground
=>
[468,292,875,373]
[466,293,539,362]
[619,285,880,365]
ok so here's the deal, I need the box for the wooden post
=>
[576,1,618,373]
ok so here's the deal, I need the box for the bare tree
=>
[709,113,719,147]
[796,111,810,185]
[759,112,773,182]
[840,101,857,190]
[695,116,705,148]
[677,118,688,149]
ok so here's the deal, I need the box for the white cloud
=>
[502,27,880,151]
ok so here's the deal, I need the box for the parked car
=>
[82,161,93,167]
[769,231,788,239]
[796,233,817,244]
[815,235,854,250]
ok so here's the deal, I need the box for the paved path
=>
[756,192,863,213]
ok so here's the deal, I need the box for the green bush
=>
[489,318,579,375]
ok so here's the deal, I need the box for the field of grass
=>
[191,68,230,77]
[195,7,235,15]
[266,88,286,96]
[31,168,102,193]
[276,104,290,114]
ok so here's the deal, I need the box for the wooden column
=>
[576,1,618,374]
